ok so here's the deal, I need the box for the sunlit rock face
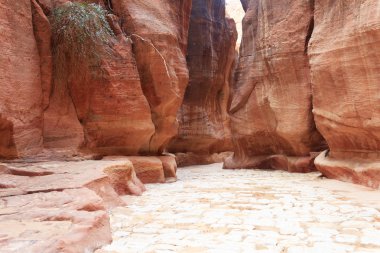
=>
[310,0,380,188]
[167,0,237,159]
[224,0,325,172]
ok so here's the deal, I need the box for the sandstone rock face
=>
[46,1,156,155]
[168,0,237,157]
[1,0,192,158]
[112,0,192,154]
[32,0,85,151]
[225,0,325,171]
[310,0,380,188]
[0,0,43,158]
[127,156,166,184]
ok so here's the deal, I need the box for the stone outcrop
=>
[0,0,43,158]
[0,159,145,252]
[0,0,192,158]
[168,0,237,160]
[175,151,233,168]
[112,0,192,154]
[310,0,380,188]
[224,0,325,172]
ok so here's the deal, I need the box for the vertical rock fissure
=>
[304,17,314,54]
[305,0,315,54]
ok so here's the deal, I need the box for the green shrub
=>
[50,2,115,84]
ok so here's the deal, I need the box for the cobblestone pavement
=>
[100,163,380,253]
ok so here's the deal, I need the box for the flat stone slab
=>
[0,159,145,252]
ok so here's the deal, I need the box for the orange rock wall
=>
[225,0,325,171]
[0,0,43,158]
[113,0,192,154]
[310,0,380,188]
[0,0,192,158]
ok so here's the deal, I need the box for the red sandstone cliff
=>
[310,0,380,188]
[0,0,44,158]
[224,0,325,172]
[112,0,192,154]
[0,0,192,158]
[168,0,237,160]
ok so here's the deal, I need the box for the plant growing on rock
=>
[50,2,115,84]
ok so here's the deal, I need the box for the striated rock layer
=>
[0,0,192,158]
[310,0,380,188]
[168,0,237,159]
[112,0,192,154]
[224,0,325,172]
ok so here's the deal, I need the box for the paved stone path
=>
[100,163,380,253]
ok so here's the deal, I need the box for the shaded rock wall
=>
[225,0,325,172]
[310,0,380,188]
[0,0,43,158]
[168,0,237,156]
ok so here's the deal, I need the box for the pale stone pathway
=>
[100,163,380,253]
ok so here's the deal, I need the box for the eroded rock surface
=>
[310,0,380,188]
[225,0,325,172]
[0,159,146,252]
[0,0,43,158]
[113,0,192,154]
[168,0,237,159]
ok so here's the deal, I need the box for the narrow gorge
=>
[0,0,379,252]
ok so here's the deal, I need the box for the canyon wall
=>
[112,0,192,154]
[168,0,237,163]
[310,0,380,188]
[0,0,43,158]
[224,0,325,172]
[0,0,192,158]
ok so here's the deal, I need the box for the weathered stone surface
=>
[0,159,144,252]
[35,0,85,151]
[310,0,380,188]
[112,0,192,154]
[31,0,52,110]
[225,0,325,171]
[175,151,233,167]
[0,0,43,158]
[49,4,155,155]
[0,188,111,253]
[100,163,380,253]
[104,161,146,196]
[126,156,166,184]
[168,0,237,156]
[158,156,177,181]
[0,160,134,206]
[315,151,380,189]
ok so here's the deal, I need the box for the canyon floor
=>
[100,163,380,253]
